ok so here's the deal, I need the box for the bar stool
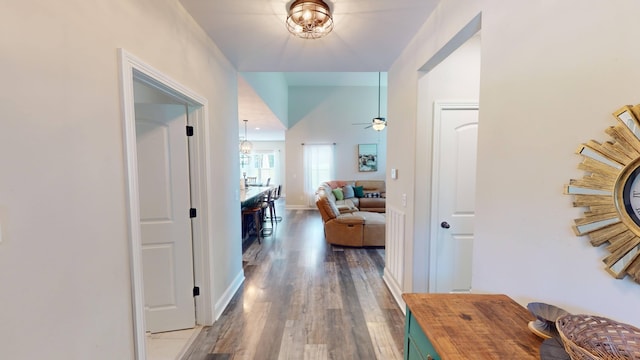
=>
[260,190,274,236]
[242,203,263,244]
[267,185,282,223]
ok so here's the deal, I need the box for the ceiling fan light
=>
[286,0,334,39]
[372,117,386,132]
[371,72,387,132]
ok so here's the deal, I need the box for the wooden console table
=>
[402,293,542,359]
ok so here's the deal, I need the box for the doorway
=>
[429,102,478,293]
[412,16,481,294]
[120,49,212,360]
[134,102,196,332]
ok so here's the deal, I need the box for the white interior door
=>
[430,102,479,293]
[135,103,195,333]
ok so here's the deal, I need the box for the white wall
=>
[286,86,387,208]
[388,0,640,326]
[0,1,242,359]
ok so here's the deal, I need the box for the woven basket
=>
[556,314,640,360]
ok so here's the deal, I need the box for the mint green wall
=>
[240,72,289,128]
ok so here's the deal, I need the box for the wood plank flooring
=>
[181,204,405,360]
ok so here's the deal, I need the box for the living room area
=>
[237,72,389,246]
[238,72,388,209]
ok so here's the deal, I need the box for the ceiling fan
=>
[352,72,387,131]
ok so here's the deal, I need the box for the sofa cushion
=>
[354,185,364,198]
[316,196,340,221]
[334,213,366,225]
[355,180,385,191]
[342,185,355,199]
[358,197,386,212]
[332,188,344,200]
[352,211,385,225]
[336,199,358,213]
[328,180,348,189]
[316,183,335,202]
[363,192,381,198]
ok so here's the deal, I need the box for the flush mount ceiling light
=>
[286,0,334,39]
[239,119,252,154]
[371,72,387,132]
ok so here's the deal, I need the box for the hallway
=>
[182,206,404,359]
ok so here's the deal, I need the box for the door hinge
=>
[186,125,194,137]
[193,286,200,297]
[190,208,197,218]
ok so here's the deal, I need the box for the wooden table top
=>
[402,293,542,359]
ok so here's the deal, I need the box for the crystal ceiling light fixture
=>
[239,119,253,154]
[371,72,387,132]
[286,0,334,39]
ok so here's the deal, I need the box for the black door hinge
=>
[186,126,194,137]
[190,208,197,218]
[193,286,200,297]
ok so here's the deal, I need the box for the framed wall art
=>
[358,144,377,172]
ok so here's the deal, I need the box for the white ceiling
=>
[179,0,438,140]
[180,0,439,72]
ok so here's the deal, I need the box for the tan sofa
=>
[315,180,386,247]
[316,180,386,213]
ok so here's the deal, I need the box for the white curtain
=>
[303,144,335,207]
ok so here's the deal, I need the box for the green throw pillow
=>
[353,185,364,198]
[332,188,344,200]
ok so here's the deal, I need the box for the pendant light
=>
[371,72,387,132]
[239,119,253,154]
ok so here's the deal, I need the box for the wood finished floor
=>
[181,205,405,360]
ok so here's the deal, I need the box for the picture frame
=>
[358,144,377,172]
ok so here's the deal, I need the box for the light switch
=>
[402,194,407,207]
[391,168,398,179]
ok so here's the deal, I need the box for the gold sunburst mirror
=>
[566,104,640,283]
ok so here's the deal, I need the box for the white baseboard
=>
[285,205,317,210]
[383,267,406,315]
[214,270,245,320]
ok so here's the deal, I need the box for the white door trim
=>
[429,101,479,293]
[118,49,212,359]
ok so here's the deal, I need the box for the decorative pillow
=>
[363,192,381,198]
[354,185,364,198]
[332,188,344,200]
[342,185,355,199]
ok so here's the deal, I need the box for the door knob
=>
[440,221,450,229]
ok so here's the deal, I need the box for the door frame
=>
[428,101,479,293]
[119,49,212,359]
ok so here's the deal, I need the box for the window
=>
[240,151,277,185]
[303,144,334,207]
